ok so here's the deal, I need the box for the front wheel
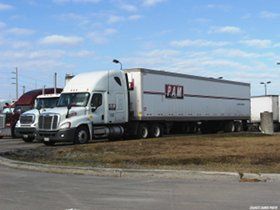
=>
[75,126,89,144]
[22,136,34,143]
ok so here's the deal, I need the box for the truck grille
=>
[38,114,59,130]
[20,115,34,124]
[0,114,5,129]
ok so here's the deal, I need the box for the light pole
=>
[260,81,271,95]
[113,59,123,70]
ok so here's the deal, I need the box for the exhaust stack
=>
[65,73,74,86]
[54,72,57,94]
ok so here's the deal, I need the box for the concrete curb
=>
[0,156,279,181]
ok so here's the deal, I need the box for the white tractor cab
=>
[15,93,60,142]
[37,71,129,146]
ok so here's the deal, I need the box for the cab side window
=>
[91,93,102,109]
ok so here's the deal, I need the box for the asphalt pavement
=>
[0,138,279,210]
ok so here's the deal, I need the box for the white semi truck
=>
[37,68,250,146]
[15,93,60,142]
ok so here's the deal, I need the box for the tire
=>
[74,126,89,144]
[136,123,149,139]
[43,141,55,146]
[224,121,235,133]
[150,124,162,138]
[22,136,34,143]
[200,122,210,134]
[188,123,197,134]
[234,122,242,132]
[11,126,17,138]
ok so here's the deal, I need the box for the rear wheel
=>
[137,123,149,139]
[224,121,235,132]
[75,126,89,144]
[234,122,242,132]
[150,124,162,138]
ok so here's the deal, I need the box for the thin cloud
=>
[107,15,125,24]
[53,0,100,4]
[88,28,118,44]
[128,15,142,20]
[170,39,230,48]
[206,4,231,11]
[142,0,166,7]
[260,11,280,19]
[120,3,138,12]
[40,35,84,45]
[240,39,272,48]
[0,3,13,10]
[212,48,276,59]
[210,26,242,34]
[6,27,35,36]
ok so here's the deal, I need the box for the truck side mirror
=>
[66,104,72,118]
[36,105,41,114]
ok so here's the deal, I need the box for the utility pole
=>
[11,67,19,100]
[22,85,26,94]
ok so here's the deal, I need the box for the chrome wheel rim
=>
[141,127,148,138]
[154,126,160,137]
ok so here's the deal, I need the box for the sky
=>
[0,0,280,100]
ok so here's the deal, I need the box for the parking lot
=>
[0,137,279,210]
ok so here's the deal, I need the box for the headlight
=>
[59,122,71,129]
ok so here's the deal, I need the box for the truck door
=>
[90,92,105,124]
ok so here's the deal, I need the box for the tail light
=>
[129,79,134,90]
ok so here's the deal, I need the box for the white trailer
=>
[250,95,280,131]
[37,68,250,145]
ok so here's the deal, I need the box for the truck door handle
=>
[102,115,104,120]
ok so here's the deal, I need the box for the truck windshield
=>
[35,97,59,109]
[57,93,90,107]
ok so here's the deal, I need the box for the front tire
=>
[75,126,89,144]
[11,125,17,138]
[22,136,34,143]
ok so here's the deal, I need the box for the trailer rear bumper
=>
[37,128,76,143]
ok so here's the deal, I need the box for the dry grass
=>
[4,133,280,173]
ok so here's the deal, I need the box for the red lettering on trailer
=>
[165,84,184,99]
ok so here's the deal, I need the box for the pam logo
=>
[165,84,184,99]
